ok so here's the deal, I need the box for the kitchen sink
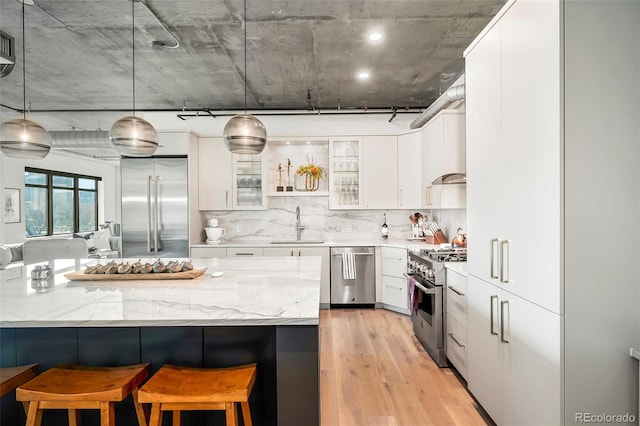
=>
[270,240,324,244]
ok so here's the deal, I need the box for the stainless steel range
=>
[407,248,467,367]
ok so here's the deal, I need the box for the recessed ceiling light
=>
[368,32,383,41]
[357,71,370,80]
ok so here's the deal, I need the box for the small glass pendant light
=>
[222,0,267,154]
[0,1,51,159]
[109,0,158,157]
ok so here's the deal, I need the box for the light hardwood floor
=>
[320,308,491,426]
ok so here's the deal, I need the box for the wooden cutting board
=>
[64,268,207,281]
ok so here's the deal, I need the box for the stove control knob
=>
[426,269,435,279]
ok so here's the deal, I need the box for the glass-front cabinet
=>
[233,153,266,209]
[329,137,363,209]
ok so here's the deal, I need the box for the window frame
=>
[24,167,102,237]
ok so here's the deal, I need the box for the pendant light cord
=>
[243,0,247,115]
[132,0,136,116]
[22,0,26,119]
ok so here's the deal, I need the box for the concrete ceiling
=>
[0,0,505,132]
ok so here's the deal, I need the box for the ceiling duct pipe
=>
[49,130,113,150]
[409,84,465,129]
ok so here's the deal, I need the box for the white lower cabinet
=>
[190,247,227,258]
[263,247,330,308]
[380,247,408,314]
[467,275,561,425]
[227,247,263,257]
[445,269,467,379]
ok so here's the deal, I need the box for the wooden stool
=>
[138,363,257,426]
[1,363,40,414]
[16,363,150,426]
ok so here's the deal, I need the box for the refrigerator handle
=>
[147,175,153,253]
[155,176,161,253]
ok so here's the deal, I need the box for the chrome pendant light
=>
[109,0,158,157]
[0,1,51,159]
[222,0,267,154]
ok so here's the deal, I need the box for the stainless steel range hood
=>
[431,173,466,185]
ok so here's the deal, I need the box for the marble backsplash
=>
[198,196,466,244]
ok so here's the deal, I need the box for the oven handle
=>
[413,280,438,295]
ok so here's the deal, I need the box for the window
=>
[24,168,101,237]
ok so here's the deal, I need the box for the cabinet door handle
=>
[225,190,230,208]
[290,250,294,256]
[490,238,499,279]
[448,332,466,348]
[234,252,254,256]
[490,295,499,336]
[500,240,510,283]
[448,286,465,297]
[298,251,301,256]
[500,300,510,343]
[425,186,432,206]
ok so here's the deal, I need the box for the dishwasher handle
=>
[331,252,374,257]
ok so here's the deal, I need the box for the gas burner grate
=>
[419,248,467,262]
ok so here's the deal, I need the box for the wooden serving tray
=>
[64,268,207,281]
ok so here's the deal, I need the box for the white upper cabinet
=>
[232,151,268,210]
[420,110,466,209]
[197,138,267,211]
[156,131,190,155]
[198,137,233,210]
[465,0,561,314]
[329,137,363,209]
[362,136,398,209]
[397,132,423,209]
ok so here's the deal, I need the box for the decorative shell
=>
[167,261,183,273]
[152,260,166,273]
[97,264,110,274]
[118,263,132,274]
[181,260,193,271]
[141,263,153,274]
[84,265,99,274]
[106,265,119,274]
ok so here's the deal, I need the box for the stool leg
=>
[132,388,149,426]
[68,408,81,426]
[172,410,181,426]
[149,404,162,426]
[225,401,238,426]
[25,401,43,426]
[100,401,115,426]
[21,401,30,415]
[241,402,253,426]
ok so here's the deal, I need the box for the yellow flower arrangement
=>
[296,157,324,179]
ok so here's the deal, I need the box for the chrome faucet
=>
[295,206,305,240]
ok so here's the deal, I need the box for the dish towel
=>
[409,276,419,313]
[342,251,356,280]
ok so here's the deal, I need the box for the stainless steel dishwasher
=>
[330,247,375,306]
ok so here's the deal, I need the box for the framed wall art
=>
[4,188,21,224]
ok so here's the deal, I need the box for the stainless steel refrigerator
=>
[120,157,188,258]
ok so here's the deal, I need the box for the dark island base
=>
[0,325,318,426]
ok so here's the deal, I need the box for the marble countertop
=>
[191,238,436,253]
[0,256,321,328]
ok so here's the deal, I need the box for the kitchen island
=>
[0,256,321,426]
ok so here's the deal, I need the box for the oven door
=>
[408,274,444,359]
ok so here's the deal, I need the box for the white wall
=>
[563,1,640,423]
[0,150,118,244]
